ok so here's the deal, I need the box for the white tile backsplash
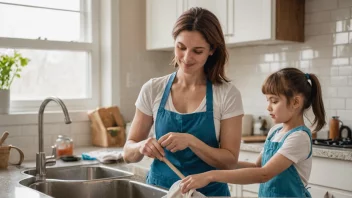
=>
[230,1,352,131]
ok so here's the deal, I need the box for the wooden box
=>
[88,106,126,147]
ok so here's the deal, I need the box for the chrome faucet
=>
[36,97,71,181]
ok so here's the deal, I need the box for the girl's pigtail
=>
[308,73,326,132]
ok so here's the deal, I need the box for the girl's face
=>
[265,94,294,124]
[174,30,213,75]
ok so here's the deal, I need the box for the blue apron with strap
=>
[258,125,312,197]
[146,72,230,196]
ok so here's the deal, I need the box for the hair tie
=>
[305,73,310,80]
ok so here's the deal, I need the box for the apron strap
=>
[268,126,282,141]
[205,79,213,112]
[159,72,177,110]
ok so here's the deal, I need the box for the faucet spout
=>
[36,97,71,180]
[38,97,71,152]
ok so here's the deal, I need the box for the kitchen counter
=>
[240,143,352,161]
[2,144,352,198]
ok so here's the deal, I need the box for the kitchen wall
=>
[227,0,352,138]
[118,0,174,121]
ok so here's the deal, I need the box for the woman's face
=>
[174,30,213,74]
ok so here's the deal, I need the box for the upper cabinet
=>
[226,0,304,46]
[184,0,232,37]
[146,0,304,50]
[146,0,183,50]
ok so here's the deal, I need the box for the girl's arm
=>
[235,154,262,169]
[123,109,164,163]
[180,153,293,193]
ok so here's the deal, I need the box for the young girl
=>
[180,67,326,197]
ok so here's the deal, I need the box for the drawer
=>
[308,184,352,198]
[243,183,260,193]
[242,190,258,197]
[310,157,352,191]
[238,151,259,163]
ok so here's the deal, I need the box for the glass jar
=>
[55,135,73,158]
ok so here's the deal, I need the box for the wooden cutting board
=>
[241,136,267,143]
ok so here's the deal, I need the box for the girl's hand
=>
[158,132,193,152]
[139,137,165,160]
[180,172,213,194]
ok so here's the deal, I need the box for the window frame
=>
[0,0,100,113]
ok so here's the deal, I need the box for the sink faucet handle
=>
[46,145,57,160]
[46,158,56,166]
[51,145,57,158]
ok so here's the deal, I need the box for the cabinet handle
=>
[224,33,234,37]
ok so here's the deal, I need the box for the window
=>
[0,0,99,112]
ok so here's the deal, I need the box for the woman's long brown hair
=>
[171,7,229,85]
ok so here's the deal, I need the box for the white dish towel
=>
[82,150,123,163]
[162,180,206,198]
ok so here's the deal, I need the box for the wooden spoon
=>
[0,131,9,146]
[161,157,185,179]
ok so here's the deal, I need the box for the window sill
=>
[0,110,90,125]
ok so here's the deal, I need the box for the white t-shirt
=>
[135,73,244,141]
[261,124,312,186]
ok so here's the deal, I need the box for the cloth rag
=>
[162,180,206,198]
[81,150,123,163]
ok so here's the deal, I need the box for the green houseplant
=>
[0,51,30,114]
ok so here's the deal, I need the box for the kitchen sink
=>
[20,178,167,198]
[22,165,133,181]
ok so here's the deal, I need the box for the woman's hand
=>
[180,172,213,194]
[139,137,165,160]
[158,132,194,152]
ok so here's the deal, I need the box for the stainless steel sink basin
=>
[22,165,133,181]
[21,178,167,198]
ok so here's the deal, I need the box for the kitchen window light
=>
[0,0,100,113]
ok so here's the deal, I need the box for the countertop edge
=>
[240,143,352,161]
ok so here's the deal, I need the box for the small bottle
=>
[253,117,263,136]
[55,135,73,158]
[329,116,340,140]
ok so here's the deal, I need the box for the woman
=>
[123,7,244,196]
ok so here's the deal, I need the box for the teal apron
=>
[146,72,230,196]
[259,126,312,197]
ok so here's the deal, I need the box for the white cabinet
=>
[146,0,183,50]
[227,0,272,44]
[146,0,232,50]
[308,184,352,198]
[146,0,304,50]
[183,0,233,37]
[226,0,304,46]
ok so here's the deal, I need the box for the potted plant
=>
[0,51,30,114]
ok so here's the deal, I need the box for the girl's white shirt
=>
[135,73,244,141]
[261,124,312,186]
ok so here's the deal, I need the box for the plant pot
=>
[0,89,10,114]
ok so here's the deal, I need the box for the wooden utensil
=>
[162,157,185,179]
[0,131,9,146]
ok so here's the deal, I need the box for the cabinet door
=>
[184,0,230,35]
[146,0,182,50]
[308,184,352,198]
[308,184,329,198]
[227,0,273,44]
[330,190,352,198]
[242,190,258,197]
